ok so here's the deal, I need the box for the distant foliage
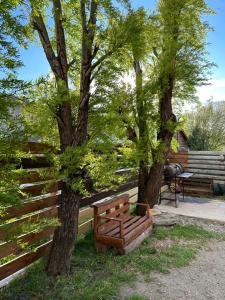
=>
[187,101,225,151]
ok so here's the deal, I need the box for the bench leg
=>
[114,248,125,255]
[95,241,107,253]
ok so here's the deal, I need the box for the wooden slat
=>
[114,216,147,238]
[192,174,225,181]
[79,207,93,222]
[168,159,188,165]
[189,151,225,155]
[189,155,224,160]
[0,207,57,240]
[21,181,58,197]
[189,169,225,176]
[0,241,51,280]
[0,195,58,221]
[0,227,54,259]
[91,194,129,213]
[81,180,137,208]
[105,204,129,219]
[17,169,55,184]
[22,142,57,154]
[96,235,123,248]
[78,219,93,235]
[124,218,151,244]
[98,214,132,235]
[107,216,140,237]
[188,164,225,170]
[17,157,53,169]
[188,159,225,165]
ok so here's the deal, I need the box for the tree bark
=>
[146,74,176,208]
[47,183,81,275]
[133,60,150,215]
[74,0,97,146]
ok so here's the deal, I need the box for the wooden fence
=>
[3,143,222,281]
[168,151,225,183]
[0,142,138,281]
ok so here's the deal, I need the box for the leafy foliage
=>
[187,101,225,151]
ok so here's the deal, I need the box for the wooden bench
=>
[183,177,213,196]
[91,194,153,254]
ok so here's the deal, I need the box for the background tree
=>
[187,101,225,151]
[110,0,213,209]
[145,0,213,207]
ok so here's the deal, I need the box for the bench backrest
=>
[91,194,130,234]
[92,194,130,216]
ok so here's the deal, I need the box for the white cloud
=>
[197,79,225,103]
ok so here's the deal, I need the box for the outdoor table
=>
[177,173,194,202]
[159,172,193,208]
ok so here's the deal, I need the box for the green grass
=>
[153,224,220,240]
[0,224,223,300]
[124,295,148,300]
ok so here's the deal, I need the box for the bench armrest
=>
[128,202,151,217]
[97,215,124,238]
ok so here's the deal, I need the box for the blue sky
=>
[18,0,225,102]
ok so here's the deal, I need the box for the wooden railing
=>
[0,142,138,281]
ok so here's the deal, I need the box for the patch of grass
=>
[153,224,219,240]
[124,295,148,300]
[0,224,221,300]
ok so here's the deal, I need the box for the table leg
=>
[183,178,184,201]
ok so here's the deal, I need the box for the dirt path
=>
[120,239,225,300]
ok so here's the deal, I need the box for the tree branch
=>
[91,49,114,71]
[68,58,76,69]
[31,7,60,77]
[153,47,158,58]
[52,0,68,75]
[92,44,99,59]
[80,0,87,32]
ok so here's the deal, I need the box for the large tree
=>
[115,0,213,209]
[29,0,136,275]
[144,0,213,207]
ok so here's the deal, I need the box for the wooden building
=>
[175,130,189,152]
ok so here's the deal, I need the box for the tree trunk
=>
[145,163,164,208]
[32,0,81,275]
[137,162,149,214]
[46,183,81,276]
[145,74,175,208]
[133,60,150,214]
[74,61,92,146]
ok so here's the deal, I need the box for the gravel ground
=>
[120,240,225,300]
[120,214,225,300]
